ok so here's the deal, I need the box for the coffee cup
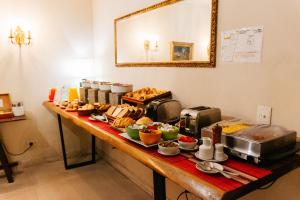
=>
[198,137,214,160]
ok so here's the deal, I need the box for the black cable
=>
[2,142,33,156]
[177,190,190,200]
[259,179,277,190]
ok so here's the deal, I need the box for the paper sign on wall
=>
[221,26,264,63]
[0,99,3,108]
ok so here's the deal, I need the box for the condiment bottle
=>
[212,123,222,145]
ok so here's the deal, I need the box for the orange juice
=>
[68,88,79,102]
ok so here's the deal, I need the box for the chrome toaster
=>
[145,99,182,124]
[180,106,221,138]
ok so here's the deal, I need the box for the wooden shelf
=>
[0,116,26,124]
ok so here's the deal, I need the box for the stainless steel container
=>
[79,87,89,103]
[98,90,110,104]
[222,125,297,163]
[109,92,125,105]
[88,88,99,104]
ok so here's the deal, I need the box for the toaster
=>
[145,99,182,124]
[180,106,221,138]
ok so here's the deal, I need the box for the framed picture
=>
[171,41,194,61]
[0,93,14,119]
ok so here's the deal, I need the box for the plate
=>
[195,163,218,174]
[194,151,228,163]
[179,145,199,152]
[119,133,161,148]
[158,149,180,156]
[119,133,185,148]
[89,114,109,123]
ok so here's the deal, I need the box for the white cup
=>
[214,143,226,161]
[198,137,214,160]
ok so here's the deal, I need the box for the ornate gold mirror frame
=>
[114,0,218,68]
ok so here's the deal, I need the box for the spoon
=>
[197,161,239,177]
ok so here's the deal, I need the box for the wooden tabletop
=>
[43,101,300,200]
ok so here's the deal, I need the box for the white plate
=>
[89,115,109,123]
[119,133,161,148]
[119,133,184,148]
[179,145,199,152]
[195,163,218,174]
[158,149,180,156]
[194,151,228,163]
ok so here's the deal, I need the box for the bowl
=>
[78,109,94,116]
[99,82,112,91]
[139,129,162,145]
[111,83,133,93]
[178,138,198,149]
[158,141,179,155]
[159,126,179,140]
[125,124,146,140]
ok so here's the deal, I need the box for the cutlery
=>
[190,159,251,184]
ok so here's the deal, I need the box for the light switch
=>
[256,105,272,125]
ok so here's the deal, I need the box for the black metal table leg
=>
[153,170,166,200]
[57,114,96,170]
[0,141,14,183]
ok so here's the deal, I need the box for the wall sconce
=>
[144,40,150,51]
[9,26,31,47]
[144,40,158,51]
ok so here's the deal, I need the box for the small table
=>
[0,116,26,183]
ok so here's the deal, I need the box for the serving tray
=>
[122,91,172,105]
[119,132,185,148]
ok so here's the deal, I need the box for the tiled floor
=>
[0,160,152,200]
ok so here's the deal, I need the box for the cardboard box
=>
[0,94,14,119]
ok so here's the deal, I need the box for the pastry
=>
[106,105,144,120]
[124,87,167,101]
[136,117,153,125]
[112,117,136,128]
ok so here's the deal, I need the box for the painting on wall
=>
[171,41,194,61]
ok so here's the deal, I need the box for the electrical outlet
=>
[256,105,272,125]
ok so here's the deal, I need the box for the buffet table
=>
[43,101,300,200]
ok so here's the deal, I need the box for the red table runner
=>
[63,109,272,192]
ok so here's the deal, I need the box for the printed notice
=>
[0,99,3,108]
[221,26,264,63]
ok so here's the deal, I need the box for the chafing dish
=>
[222,125,297,164]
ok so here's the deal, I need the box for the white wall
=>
[93,0,300,199]
[0,0,95,166]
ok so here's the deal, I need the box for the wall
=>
[93,0,300,199]
[0,0,95,166]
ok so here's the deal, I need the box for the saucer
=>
[195,151,228,163]
[158,149,180,156]
[179,145,199,152]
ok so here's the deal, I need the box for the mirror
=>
[114,0,218,67]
